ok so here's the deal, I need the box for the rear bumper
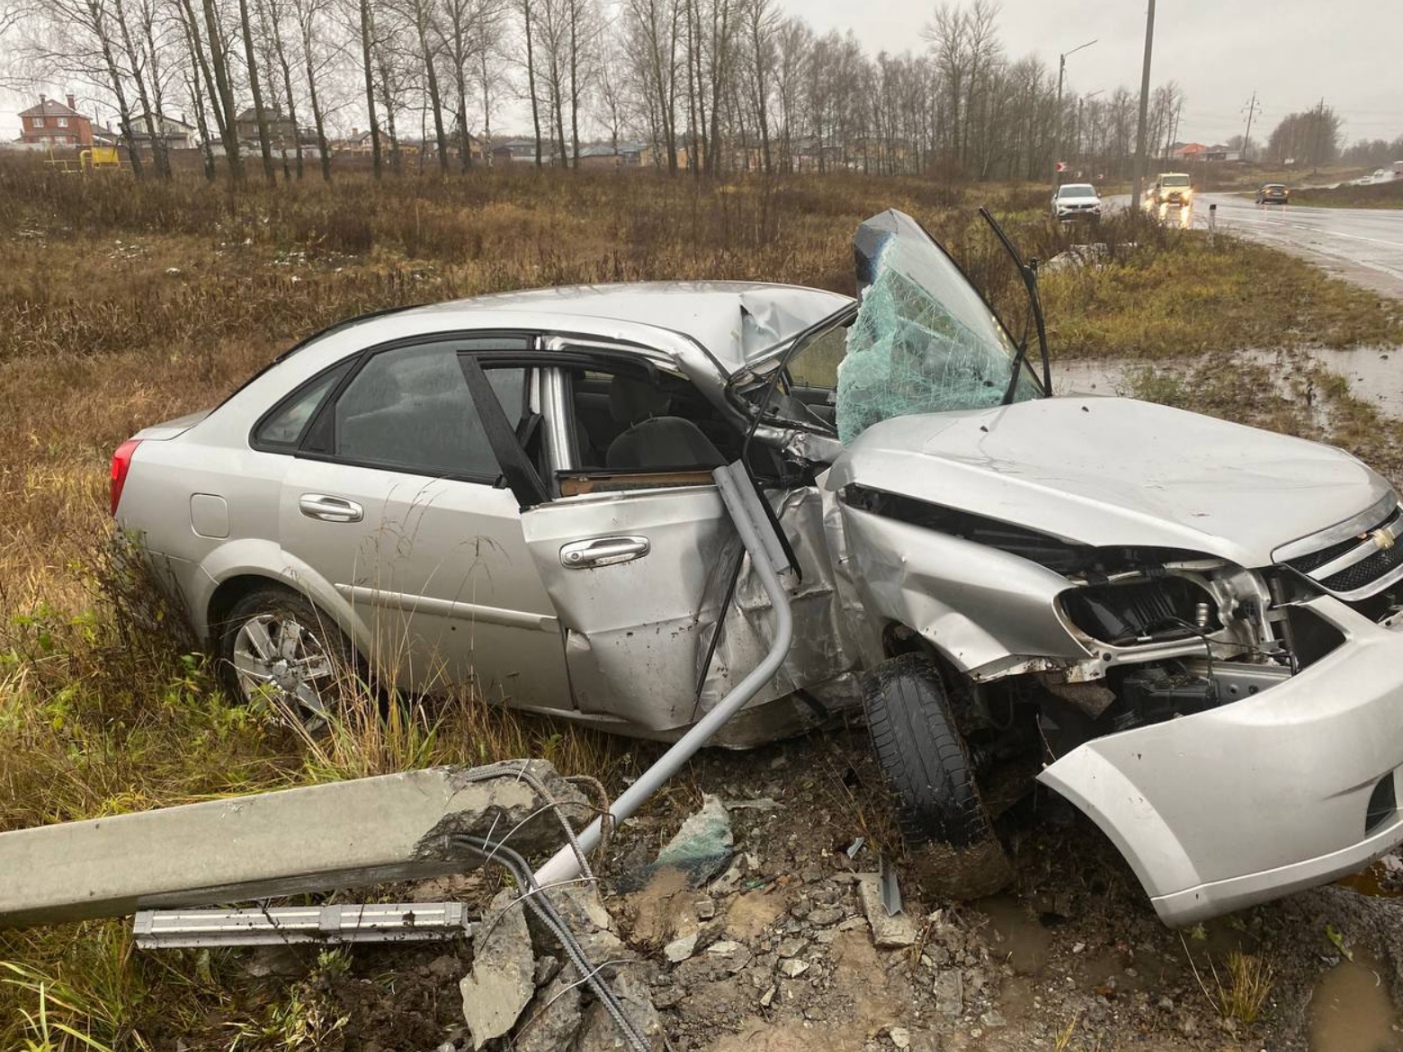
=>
[1039,594,1403,926]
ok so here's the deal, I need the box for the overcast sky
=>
[799,0,1403,146]
[4,0,1402,149]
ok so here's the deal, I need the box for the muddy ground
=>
[268,731,1403,1052]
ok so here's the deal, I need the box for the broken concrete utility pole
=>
[0,760,585,929]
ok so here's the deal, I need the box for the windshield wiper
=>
[978,207,1050,402]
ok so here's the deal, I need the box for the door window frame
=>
[538,353,740,502]
[248,330,539,488]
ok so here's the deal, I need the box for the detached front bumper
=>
[1039,594,1403,926]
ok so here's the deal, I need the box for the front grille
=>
[1287,534,1363,573]
[1322,543,1403,593]
[1281,505,1403,598]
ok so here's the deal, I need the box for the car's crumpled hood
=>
[827,396,1392,568]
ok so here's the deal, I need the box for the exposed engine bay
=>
[844,483,1403,768]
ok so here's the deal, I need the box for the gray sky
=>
[797,0,1403,147]
[4,0,1402,149]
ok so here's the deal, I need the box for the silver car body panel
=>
[827,397,1390,568]
[1039,595,1403,926]
[520,481,867,739]
[836,503,1091,675]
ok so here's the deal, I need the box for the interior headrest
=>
[609,374,672,425]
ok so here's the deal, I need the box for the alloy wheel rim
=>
[232,612,336,728]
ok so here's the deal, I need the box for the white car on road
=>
[1051,183,1102,221]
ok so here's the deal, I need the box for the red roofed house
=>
[18,95,94,147]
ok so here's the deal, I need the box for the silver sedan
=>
[114,211,1403,926]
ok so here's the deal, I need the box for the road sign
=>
[1055,161,1068,172]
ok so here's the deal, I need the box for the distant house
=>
[578,143,623,168]
[1203,145,1241,163]
[18,95,93,147]
[492,137,559,165]
[617,141,652,167]
[121,112,199,150]
[1171,142,1207,162]
[235,107,298,146]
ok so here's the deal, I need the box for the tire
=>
[216,586,356,734]
[861,651,993,848]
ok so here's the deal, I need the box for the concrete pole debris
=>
[0,760,586,928]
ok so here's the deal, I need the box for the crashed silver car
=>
[113,210,1403,926]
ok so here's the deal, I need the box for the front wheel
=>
[862,651,992,846]
[862,652,1014,898]
[216,587,354,733]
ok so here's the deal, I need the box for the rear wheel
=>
[216,587,354,734]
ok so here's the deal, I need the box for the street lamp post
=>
[1052,38,1097,194]
[1076,89,1104,175]
[1130,0,1157,209]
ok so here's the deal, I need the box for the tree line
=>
[4,0,1197,184]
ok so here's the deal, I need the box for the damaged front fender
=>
[837,503,1091,675]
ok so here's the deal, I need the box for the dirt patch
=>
[706,1018,869,1052]
[622,866,698,948]
[724,890,790,942]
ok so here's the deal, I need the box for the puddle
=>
[974,896,1052,975]
[1337,856,1403,899]
[1055,346,1403,421]
[1309,952,1403,1052]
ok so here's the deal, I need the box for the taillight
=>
[110,439,141,516]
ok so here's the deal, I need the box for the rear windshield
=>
[1161,175,1191,187]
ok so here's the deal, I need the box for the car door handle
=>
[299,494,364,523]
[559,536,650,569]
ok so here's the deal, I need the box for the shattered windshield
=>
[835,209,1041,443]
[735,209,1043,445]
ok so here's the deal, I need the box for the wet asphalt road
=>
[1194,192,1403,298]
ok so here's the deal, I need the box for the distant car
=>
[1256,183,1290,205]
[1149,172,1193,208]
[1051,183,1102,221]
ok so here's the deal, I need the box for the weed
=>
[1181,935,1275,1026]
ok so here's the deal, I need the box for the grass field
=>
[1292,178,1403,209]
[2,162,1403,1048]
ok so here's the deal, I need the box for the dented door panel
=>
[522,486,733,731]
[695,485,869,719]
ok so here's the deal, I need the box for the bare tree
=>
[356,0,384,176]
[739,0,777,172]
[402,0,448,171]
[238,0,278,183]
[257,0,306,178]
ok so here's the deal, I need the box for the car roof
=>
[400,281,854,370]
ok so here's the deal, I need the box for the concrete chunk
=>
[858,873,920,949]
[460,888,535,1049]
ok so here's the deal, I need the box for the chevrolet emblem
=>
[1371,528,1396,551]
